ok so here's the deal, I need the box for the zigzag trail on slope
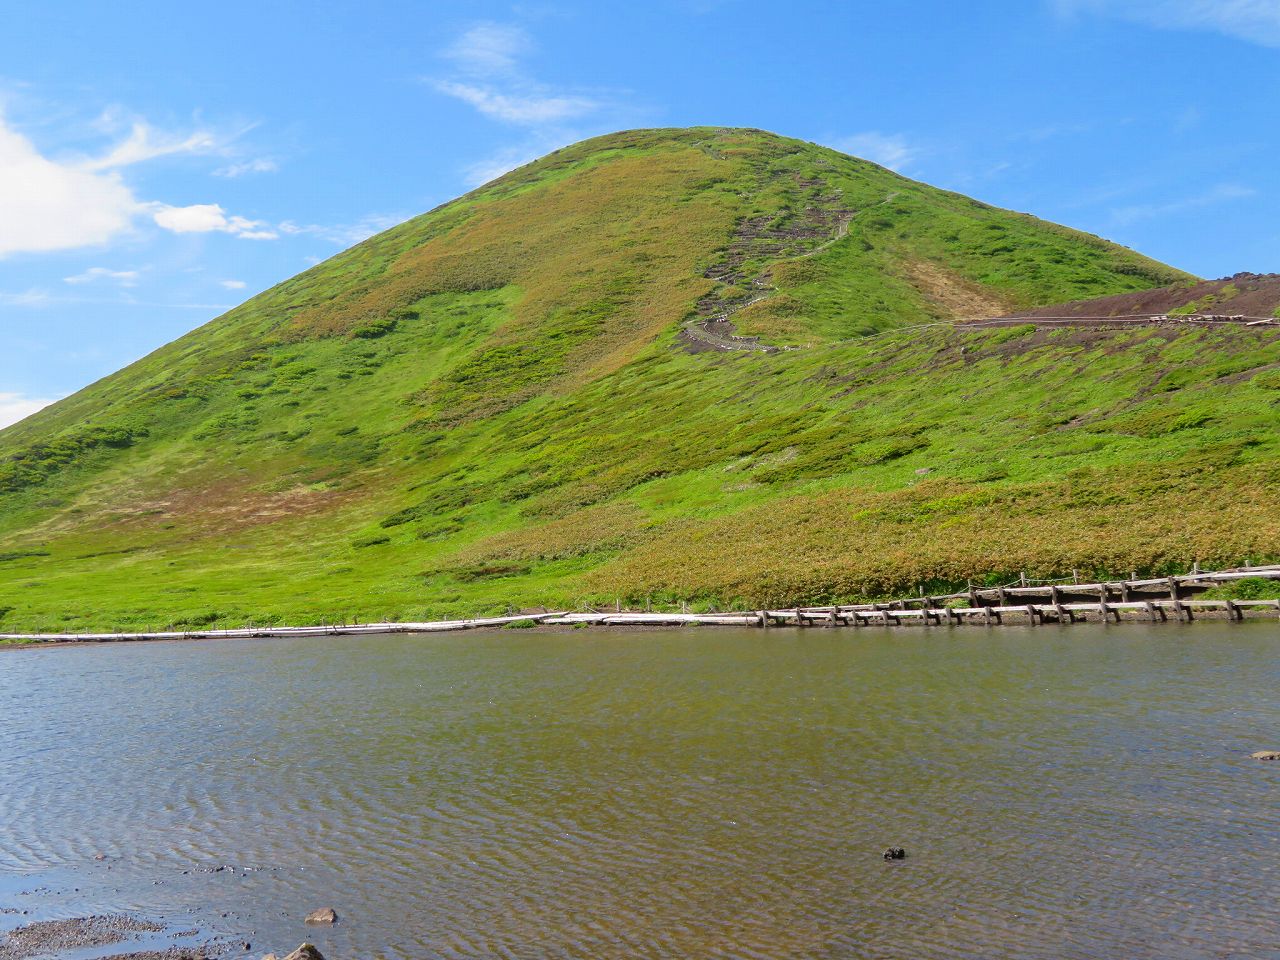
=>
[677,193,872,353]
[680,257,1280,355]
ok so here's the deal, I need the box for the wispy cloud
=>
[219,278,247,290]
[444,22,530,76]
[1055,0,1280,47]
[278,213,409,246]
[828,132,919,172]
[64,266,140,286]
[461,142,554,186]
[430,21,625,186]
[1111,183,1256,226]
[79,120,226,172]
[214,157,278,178]
[0,288,52,307]
[0,288,232,309]
[0,391,57,429]
[434,80,598,126]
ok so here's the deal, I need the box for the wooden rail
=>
[542,597,1280,628]
[833,565,1280,612]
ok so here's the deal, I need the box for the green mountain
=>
[5,126,1279,633]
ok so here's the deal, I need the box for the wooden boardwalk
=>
[0,613,566,644]
[4,566,1278,643]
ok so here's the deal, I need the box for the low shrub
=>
[1200,577,1280,601]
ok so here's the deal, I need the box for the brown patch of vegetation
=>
[901,258,1015,319]
[90,477,361,539]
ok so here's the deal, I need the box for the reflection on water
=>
[1,625,1278,959]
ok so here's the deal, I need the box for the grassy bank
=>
[4,316,1280,633]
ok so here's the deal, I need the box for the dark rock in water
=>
[282,945,325,960]
[882,846,906,860]
[303,908,337,925]
[1251,750,1280,761]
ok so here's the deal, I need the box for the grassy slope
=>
[8,126,1267,633]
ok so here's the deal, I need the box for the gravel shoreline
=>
[0,915,217,960]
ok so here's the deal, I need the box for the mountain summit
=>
[5,127,1279,631]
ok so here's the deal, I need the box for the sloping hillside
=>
[10,126,1277,633]
[1001,272,1280,321]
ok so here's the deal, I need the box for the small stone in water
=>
[1251,750,1280,761]
[882,846,906,860]
[304,908,337,925]
[282,945,325,960]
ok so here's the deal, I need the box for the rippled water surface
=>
[2,625,1279,959]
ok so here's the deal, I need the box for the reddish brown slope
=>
[997,272,1280,321]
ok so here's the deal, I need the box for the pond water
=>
[1,624,1278,959]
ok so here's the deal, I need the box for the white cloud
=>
[0,116,139,257]
[0,111,276,257]
[434,80,598,126]
[149,203,277,239]
[0,391,57,429]
[214,157,279,178]
[220,278,247,290]
[1111,183,1256,226]
[1055,0,1280,46]
[64,266,140,286]
[829,132,918,172]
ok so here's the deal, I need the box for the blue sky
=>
[1,0,1278,426]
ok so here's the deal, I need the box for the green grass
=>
[8,125,1272,635]
[1199,578,1280,601]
